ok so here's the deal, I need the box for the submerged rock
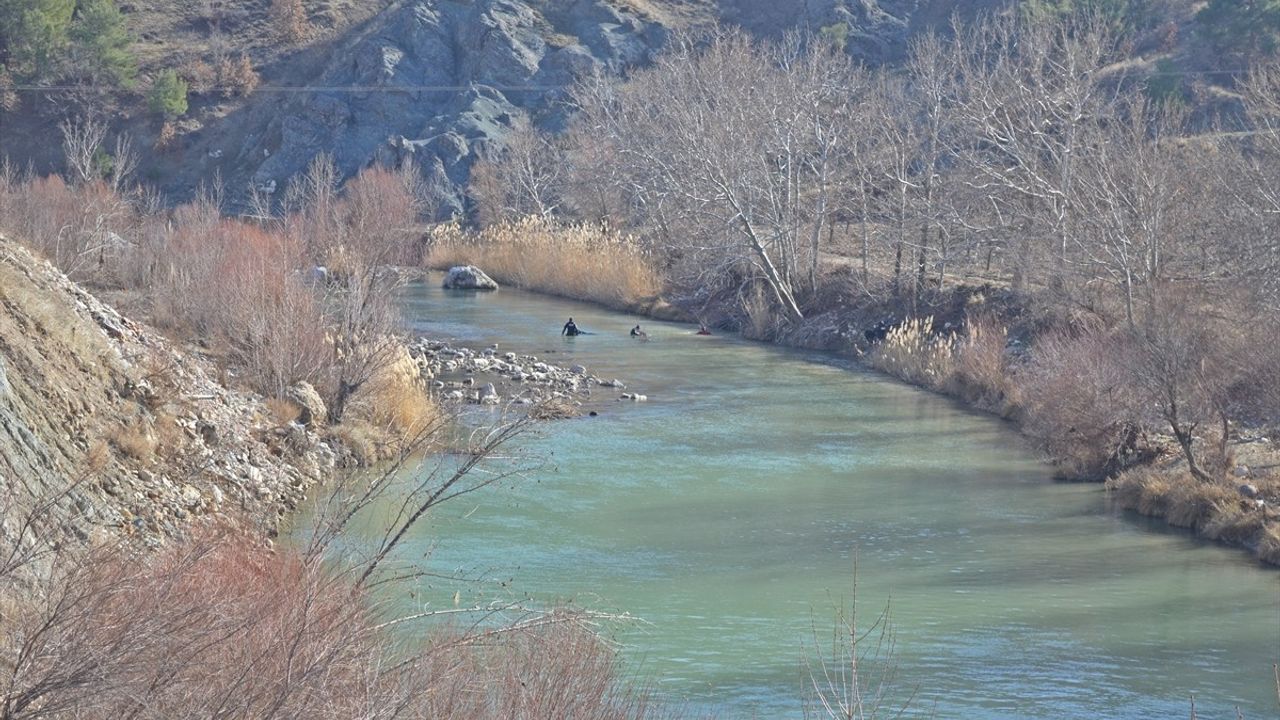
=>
[443,265,499,291]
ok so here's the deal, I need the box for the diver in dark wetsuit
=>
[630,325,642,337]
[562,318,580,336]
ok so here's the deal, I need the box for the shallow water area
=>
[296,279,1280,719]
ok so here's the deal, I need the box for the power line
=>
[11,83,565,93]
[7,66,1259,94]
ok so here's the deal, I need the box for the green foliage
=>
[0,0,76,80]
[1145,59,1184,104]
[818,22,849,52]
[69,0,135,87]
[1197,0,1280,57]
[147,69,187,119]
[0,0,134,86]
[92,146,114,179]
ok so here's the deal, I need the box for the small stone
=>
[180,484,202,508]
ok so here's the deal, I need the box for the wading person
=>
[562,317,579,336]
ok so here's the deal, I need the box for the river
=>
[303,279,1280,719]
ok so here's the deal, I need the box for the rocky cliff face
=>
[243,0,667,217]
[0,237,335,564]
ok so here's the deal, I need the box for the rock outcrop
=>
[287,381,328,426]
[442,265,500,290]
[0,237,335,563]
[247,0,667,217]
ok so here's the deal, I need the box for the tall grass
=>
[868,316,955,389]
[424,216,663,310]
[1108,467,1280,565]
[869,315,1011,402]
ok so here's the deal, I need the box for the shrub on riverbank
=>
[424,216,662,311]
[334,348,441,464]
[0,528,671,719]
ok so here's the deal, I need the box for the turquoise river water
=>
[299,280,1280,719]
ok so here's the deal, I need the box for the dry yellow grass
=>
[336,348,442,464]
[869,317,955,390]
[265,397,302,426]
[1108,466,1280,565]
[425,217,663,311]
[110,421,156,462]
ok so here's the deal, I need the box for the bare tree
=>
[322,166,420,420]
[572,30,861,323]
[59,115,109,187]
[950,11,1128,292]
[469,119,567,226]
[107,134,138,195]
[1075,100,1191,325]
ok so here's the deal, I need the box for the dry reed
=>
[425,216,662,310]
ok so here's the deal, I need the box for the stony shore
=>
[406,338,647,410]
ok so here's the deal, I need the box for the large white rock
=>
[442,265,499,290]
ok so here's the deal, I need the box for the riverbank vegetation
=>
[456,11,1280,562]
[0,419,680,720]
[0,152,434,461]
[424,216,663,312]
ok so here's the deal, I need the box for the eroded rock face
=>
[250,0,667,218]
[443,265,500,290]
[0,236,334,565]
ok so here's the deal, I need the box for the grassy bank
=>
[423,217,676,316]
[1108,462,1280,565]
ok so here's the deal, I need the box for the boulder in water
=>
[443,265,499,290]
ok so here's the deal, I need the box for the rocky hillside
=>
[244,0,671,216]
[0,0,1000,214]
[192,0,996,213]
[0,0,1232,211]
[0,235,336,562]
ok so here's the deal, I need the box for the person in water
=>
[630,324,646,338]
[696,323,712,336]
[562,317,579,336]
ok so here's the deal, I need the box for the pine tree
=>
[147,68,187,119]
[0,0,76,80]
[69,0,135,87]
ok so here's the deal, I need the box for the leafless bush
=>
[0,174,133,282]
[947,315,1012,411]
[320,166,420,421]
[58,116,109,187]
[181,58,216,94]
[213,53,259,98]
[1018,327,1140,479]
[803,566,915,720]
[468,119,568,225]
